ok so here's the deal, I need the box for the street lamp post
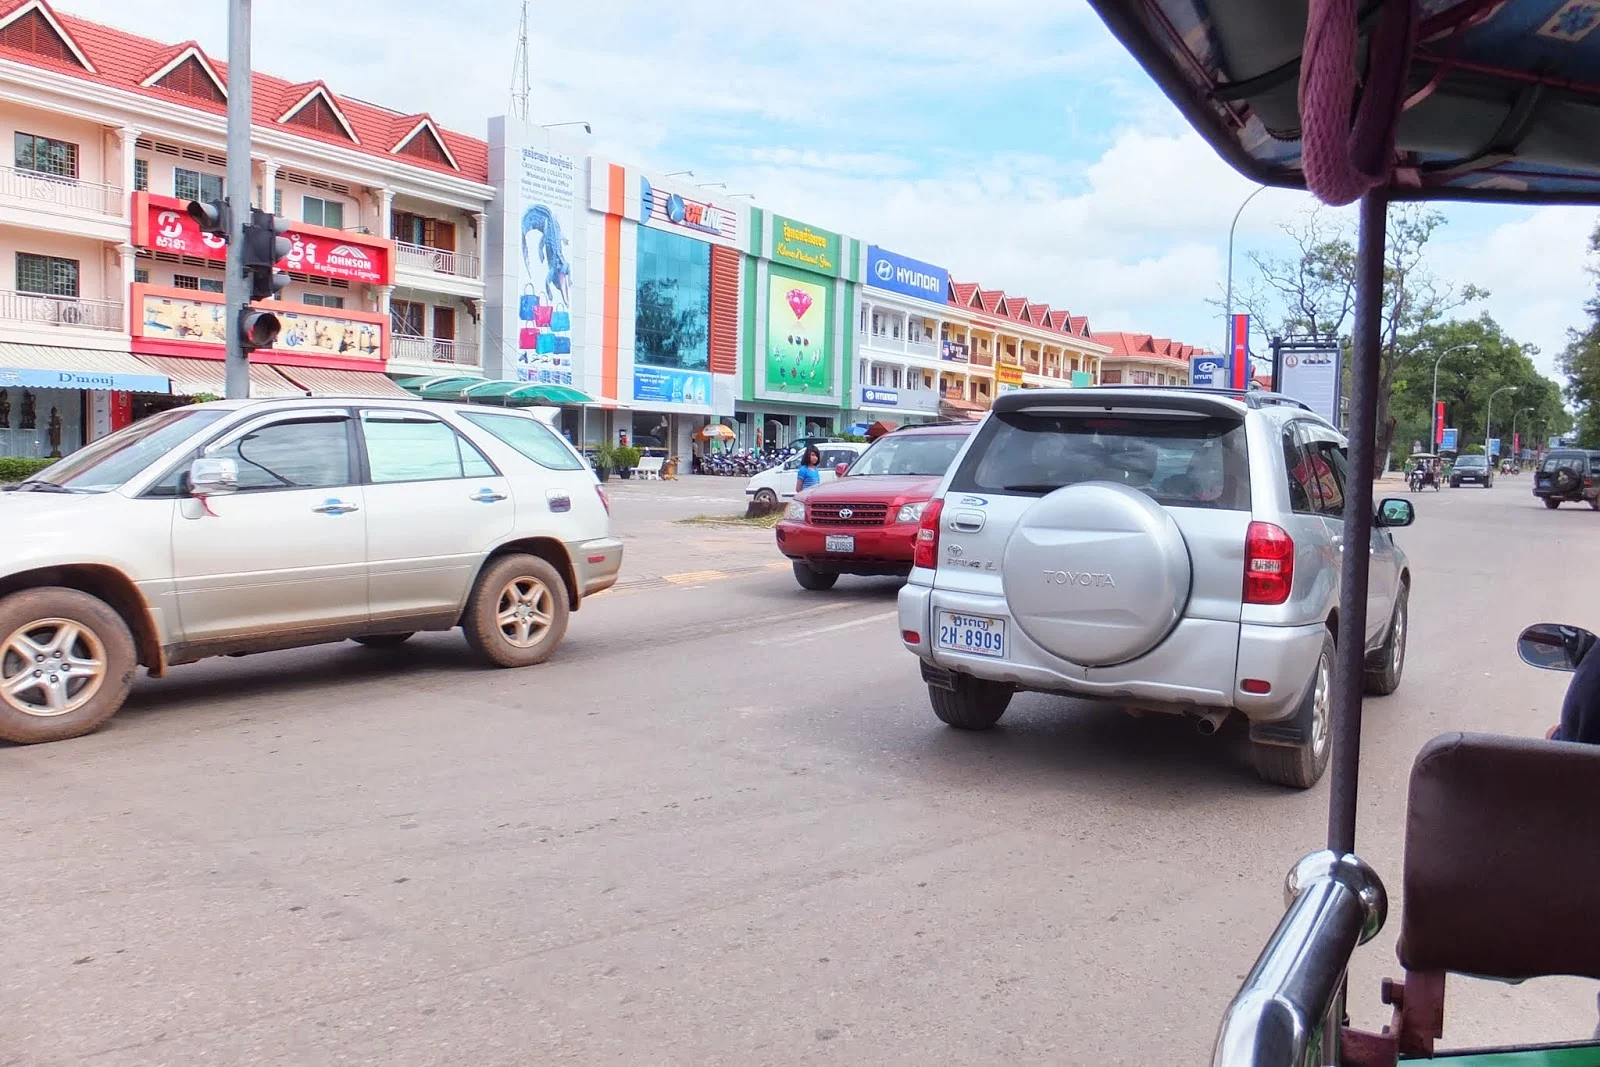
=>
[1224,185,1269,360]
[1428,344,1476,449]
[1485,385,1517,457]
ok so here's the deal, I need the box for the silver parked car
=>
[0,397,622,745]
[897,388,1413,788]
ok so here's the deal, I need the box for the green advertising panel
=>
[766,266,833,396]
[771,214,841,277]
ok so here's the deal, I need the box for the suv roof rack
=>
[1043,383,1316,414]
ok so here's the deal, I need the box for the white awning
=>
[0,344,172,393]
[274,365,412,398]
[132,355,307,399]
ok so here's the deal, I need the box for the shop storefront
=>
[737,211,860,448]
[855,244,952,426]
[0,349,172,459]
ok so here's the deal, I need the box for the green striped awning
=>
[417,377,489,399]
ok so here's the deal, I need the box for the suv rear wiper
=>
[998,483,1063,494]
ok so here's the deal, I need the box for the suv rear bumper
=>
[571,536,624,597]
[898,581,1321,722]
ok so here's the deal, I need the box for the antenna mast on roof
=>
[511,0,531,122]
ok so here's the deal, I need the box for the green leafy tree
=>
[1557,221,1600,447]
[1235,205,1487,471]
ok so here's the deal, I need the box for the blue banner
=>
[632,365,711,406]
[860,386,898,407]
[1440,427,1459,451]
[865,246,949,304]
[0,366,170,394]
[1488,438,1501,457]
[1190,353,1230,389]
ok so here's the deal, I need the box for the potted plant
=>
[613,445,642,479]
[592,444,617,482]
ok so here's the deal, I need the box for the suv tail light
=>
[595,485,611,514]
[1244,521,1294,605]
[913,497,945,569]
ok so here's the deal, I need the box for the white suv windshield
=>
[14,407,228,494]
[847,434,965,477]
[952,410,1252,510]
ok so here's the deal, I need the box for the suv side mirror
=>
[1375,498,1414,528]
[189,456,238,496]
[835,462,850,477]
[1518,623,1597,672]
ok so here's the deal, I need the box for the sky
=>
[62,0,1599,380]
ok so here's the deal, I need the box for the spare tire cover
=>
[1001,482,1192,667]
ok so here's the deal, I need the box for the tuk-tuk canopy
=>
[1088,0,1600,206]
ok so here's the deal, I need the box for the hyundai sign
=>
[1190,353,1229,389]
[861,386,899,407]
[865,246,950,304]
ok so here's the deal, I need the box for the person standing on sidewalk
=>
[795,446,822,495]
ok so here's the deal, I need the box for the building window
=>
[14,132,77,178]
[302,195,344,229]
[199,278,224,294]
[302,292,344,309]
[634,227,709,372]
[391,299,425,337]
[133,267,149,284]
[174,167,223,203]
[172,274,199,290]
[133,158,148,192]
[16,252,79,296]
[274,188,282,214]
[391,211,456,251]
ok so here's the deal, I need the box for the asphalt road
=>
[4,474,1597,1065]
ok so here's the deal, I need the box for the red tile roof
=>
[978,290,1005,315]
[0,0,489,182]
[1092,331,1213,365]
[942,280,1104,342]
[950,282,979,308]
[1068,315,1090,337]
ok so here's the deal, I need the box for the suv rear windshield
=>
[950,409,1251,510]
[1543,452,1588,472]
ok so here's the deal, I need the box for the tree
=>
[1558,221,1600,447]
[1235,205,1488,471]
[1387,315,1568,459]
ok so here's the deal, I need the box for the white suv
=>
[897,388,1414,788]
[0,397,622,744]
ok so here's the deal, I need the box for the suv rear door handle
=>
[312,499,359,515]
[471,489,508,503]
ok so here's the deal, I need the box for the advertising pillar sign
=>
[1513,431,1521,456]
[1441,427,1459,452]
[1488,438,1501,457]
[1435,401,1446,447]
[1230,314,1251,390]
[511,147,578,386]
[1277,344,1342,425]
[865,246,949,304]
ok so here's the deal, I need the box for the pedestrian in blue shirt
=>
[795,446,822,494]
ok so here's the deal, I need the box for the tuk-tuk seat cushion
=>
[1397,732,1600,982]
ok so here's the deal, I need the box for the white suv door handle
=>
[470,489,508,503]
[312,500,359,515]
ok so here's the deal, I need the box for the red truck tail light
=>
[913,497,945,569]
[1244,521,1294,605]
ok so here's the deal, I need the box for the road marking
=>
[664,569,726,585]
[766,560,791,571]
[749,610,898,646]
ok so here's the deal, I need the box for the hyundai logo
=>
[874,258,894,281]
[839,507,854,518]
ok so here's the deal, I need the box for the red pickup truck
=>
[775,422,977,590]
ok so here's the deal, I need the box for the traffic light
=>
[238,307,281,351]
[242,208,291,301]
[186,198,228,238]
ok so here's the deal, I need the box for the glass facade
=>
[635,227,709,372]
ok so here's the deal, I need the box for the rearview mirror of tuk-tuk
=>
[1375,498,1414,528]
[1517,623,1597,672]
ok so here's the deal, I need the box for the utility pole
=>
[223,0,254,399]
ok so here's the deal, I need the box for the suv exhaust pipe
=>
[1193,708,1229,736]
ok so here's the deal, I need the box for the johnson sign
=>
[131,193,393,285]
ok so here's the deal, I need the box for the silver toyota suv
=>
[897,387,1414,789]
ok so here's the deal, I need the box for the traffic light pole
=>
[223,0,254,399]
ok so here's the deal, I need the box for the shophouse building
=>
[1091,331,1207,386]
[0,0,492,458]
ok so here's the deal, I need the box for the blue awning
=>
[0,344,171,393]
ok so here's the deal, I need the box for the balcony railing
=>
[0,165,121,216]
[391,334,480,367]
[395,241,481,281]
[0,290,122,331]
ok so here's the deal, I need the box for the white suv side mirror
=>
[189,457,238,496]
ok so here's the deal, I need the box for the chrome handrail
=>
[1212,851,1387,1067]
